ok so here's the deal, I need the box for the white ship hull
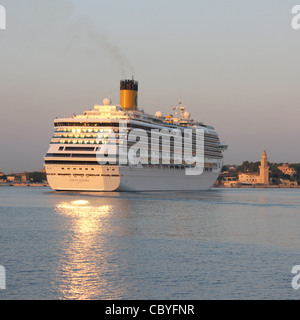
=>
[45,164,222,192]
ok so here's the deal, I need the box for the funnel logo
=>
[0,265,5,290]
[0,5,6,30]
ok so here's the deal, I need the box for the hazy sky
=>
[0,0,300,172]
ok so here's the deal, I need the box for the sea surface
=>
[0,186,300,300]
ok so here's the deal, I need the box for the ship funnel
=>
[120,79,138,111]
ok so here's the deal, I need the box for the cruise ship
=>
[44,79,227,191]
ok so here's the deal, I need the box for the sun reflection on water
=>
[54,199,121,300]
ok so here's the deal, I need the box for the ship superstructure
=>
[44,79,227,191]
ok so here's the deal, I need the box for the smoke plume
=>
[65,17,135,79]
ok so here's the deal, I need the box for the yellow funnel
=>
[120,79,138,111]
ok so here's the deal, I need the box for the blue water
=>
[0,186,300,300]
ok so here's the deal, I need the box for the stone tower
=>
[259,151,269,185]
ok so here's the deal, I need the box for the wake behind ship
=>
[44,79,227,191]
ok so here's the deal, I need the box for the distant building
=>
[259,151,269,184]
[238,151,269,185]
[222,179,238,187]
[279,179,298,187]
[277,164,297,176]
[5,172,27,183]
[6,175,15,182]
[238,173,260,184]
[14,173,27,182]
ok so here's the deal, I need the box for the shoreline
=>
[0,182,299,190]
[0,182,49,187]
[214,184,300,189]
